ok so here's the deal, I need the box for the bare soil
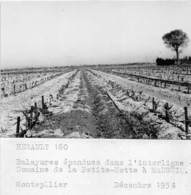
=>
[31,70,160,138]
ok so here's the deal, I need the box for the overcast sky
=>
[1,1,191,68]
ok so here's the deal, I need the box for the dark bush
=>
[156,58,175,66]
[181,56,191,64]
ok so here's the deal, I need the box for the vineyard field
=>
[0,65,191,139]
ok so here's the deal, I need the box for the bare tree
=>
[162,29,189,65]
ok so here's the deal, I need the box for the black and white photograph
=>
[1,1,191,139]
[1,2,191,195]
